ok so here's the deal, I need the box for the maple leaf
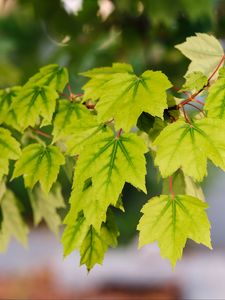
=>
[0,128,21,180]
[13,143,65,192]
[138,194,211,267]
[80,212,119,271]
[28,184,65,235]
[52,99,93,142]
[175,33,224,76]
[154,118,225,181]
[0,86,21,125]
[205,74,225,119]
[82,63,172,131]
[0,182,29,252]
[182,71,208,91]
[12,85,58,130]
[66,130,147,230]
[62,210,119,270]
[24,64,68,91]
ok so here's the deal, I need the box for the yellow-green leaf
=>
[138,194,211,267]
[28,184,65,235]
[154,118,225,181]
[0,128,21,180]
[24,64,68,91]
[175,33,224,76]
[13,143,65,192]
[67,131,147,230]
[82,64,172,131]
[12,85,58,130]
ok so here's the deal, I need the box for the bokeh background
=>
[1,0,225,299]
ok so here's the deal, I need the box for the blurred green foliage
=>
[1,0,224,243]
[1,0,224,89]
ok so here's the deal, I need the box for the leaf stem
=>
[182,106,191,125]
[30,127,52,139]
[186,103,205,115]
[169,176,175,199]
[116,128,123,139]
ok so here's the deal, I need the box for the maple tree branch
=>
[193,99,204,106]
[186,103,205,115]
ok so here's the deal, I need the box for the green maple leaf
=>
[175,33,224,76]
[12,85,58,130]
[80,212,119,271]
[65,119,104,155]
[62,212,90,257]
[182,72,208,91]
[0,86,21,125]
[62,210,119,270]
[154,118,225,181]
[205,76,225,119]
[52,99,94,142]
[0,183,29,252]
[24,64,68,91]
[0,128,21,180]
[67,130,147,230]
[28,184,65,235]
[137,194,211,267]
[81,63,133,102]
[82,64,172,131]
[13,143,65,192]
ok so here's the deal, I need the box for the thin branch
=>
[186,103,205,115]
[208,54,225,82]
[177,55,225,110]
[193,99,204,106]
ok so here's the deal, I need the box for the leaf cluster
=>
[0,33,225,270]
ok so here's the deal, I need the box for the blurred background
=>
[1,0,225,299]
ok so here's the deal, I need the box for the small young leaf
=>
[138,195,211,267]
[175,33,224,76]
[182,72,208,91]
[154,118,225,181]
[13,143,65,192]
